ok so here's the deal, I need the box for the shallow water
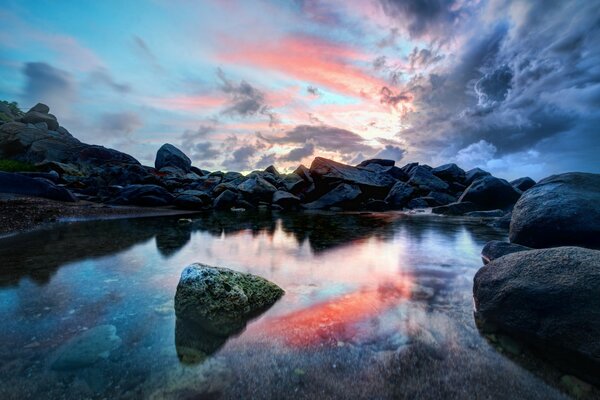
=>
[0,211,569,399]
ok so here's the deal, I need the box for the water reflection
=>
[0,211,572,399]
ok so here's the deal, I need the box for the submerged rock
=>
[509,172,600,249]
[174,264,284,335]
[473,247,600,384]
[51,325,122,370]
[480,240,531,264]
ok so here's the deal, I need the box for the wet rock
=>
[174,263,284,335]
[237,175,277,202]
[303,183,362,209]
[473,246,600,384]
[309,157,396,191]
[407,166,449,192]
[510,176,536,192]
[465,167,491,185]
[431,201,478,216]
[509,172,600,249]
[272,190,300,209]
[174,194,206,210]
[407,197,429,209]
[492,211,512,229]
[280,173,306,193]
[465,209,505,218]
[0,171,76,202]
[458,176,521,210]
[432,163,466,183]
[112,184,174,207]
[384,181,414,209]
[427,191,456,206]
[480,240,531,264]
[175,318,228,365]
[155,143,192,172]
[50,325,122,370]
[213,189,239,210]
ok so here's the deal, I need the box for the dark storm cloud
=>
[380,86,412,107]
[222,144,258,170]
[22,62,76,112]
[218,68,279,125]
[99,111,142,135]
[306,85,321,96]
[408,47,444,70]
[180,124,222,161]
[280,142,315,162]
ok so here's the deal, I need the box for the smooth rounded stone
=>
[155,143,192,172]
[465,209,505,218]
[384,181,414,209]
[473,247,600,384]
[510,176,536,192]
[213,189,240,210]
[357,158,395,168]
[458,176,521,210]
[0,171,76,202]
[272,190,300,209]
[480,240,531,264]
[237,175,277,202]
[174,263,284,335]
[303,183,362,210]
[432,163,466,183]
[21,110,59,131]
[29,103,50,114]
[465,167,491,185]
[174,194,205,210]
[407,166,449,192]
[50,325,122,370]
[112,184,174,207]
[509,172,600,249]
[427,191,457,206]
[431,201,478,215]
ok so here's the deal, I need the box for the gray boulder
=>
[155,143,191,172]
[272,190,300,209]
[264,165,279,175]
[303,183,362,210]
[174,263,284,335]
[237,175,277,202]
[458,176,521,210]
[432,163,466,183]
[510,176,536,192]
[407,197,429,209]
[480,240,531,264]
[427,191,457,206]
[384,181,414,209]
[431,201,478,216]
[357,158,395,168]
[509,172,600,249]
[112,184,174,207]
[29,103,50,114]
[465,168,491,185]
[309,157,396,190]
[21,105,59,131]
[174,194,206,210]
[0,171,76,202]
[213,189,239,210]
[465,209,505,218]
[408,166,449,192]
[473,247,600,384]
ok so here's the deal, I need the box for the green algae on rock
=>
[174,263,284,336]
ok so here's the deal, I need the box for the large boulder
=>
[155,143,192,172]
[431,201,478,216]
[309,157,396,192]
[510,177,536,192]
[432,163,465,183]
[174,264,284,335]
[356,158,395,168]
[237,175,277,202]
[480,240,531,264]
[20,103,59,131]
[212,189,239,210]
[509,173,600,249]
[473,247,600,384]
[407,166,449,192]
[272,190,300,209]
[303,183,362,210]
[384,181,414,209]
[0,171,76,202]
[458,176,521,210]
[111,184,174,207]
[465,167,491,185]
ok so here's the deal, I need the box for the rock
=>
[51,325,122,370]
[407,197,429,209]
[492,212,512,229]
[0,171,76,202]
[357,159,395,168]
[465,209,505,218]
[407,166,449,192]
[432,163,466,183]
[112,184,174,207]
[458,176,521,210]
[358,163,409,181]
[174,263,284,335]
[473,247,600,384]
[309,157,396,191]
[400,162,419,175]
[365,199,388,211]
[237,175,277,202]
[21,110,59,131]
[427,191,457,206]
[480,240,531,264]
[264,165,279,175]
[174,194,206,210]
[272,190,300,209]
[384,181,414,209]
[510,177,536,192]
[280,173,306,193]
[509,172,600,249]
[431,201,478,215]
[213,189,239,210]
[29,103,50,114]
[155,143,192,172]
[303,183,362,209]
[465,167,491,185]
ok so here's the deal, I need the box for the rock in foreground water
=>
[174,264,284,335]
[473,247,600,384]
[480,240,531,264]
[50,325,122,370]
[509,172,600,249]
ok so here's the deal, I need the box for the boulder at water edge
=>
[480,240,531,264]
[509,172,600,249]
[473,247,600,384]
[174,264,284,336]
[458,176,521,210]
[155,143,192,172]
[0,171,76,202]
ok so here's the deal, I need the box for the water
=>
[0,211,569,399]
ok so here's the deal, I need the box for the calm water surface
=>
[0,211,569,399]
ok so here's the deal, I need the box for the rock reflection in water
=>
[175,318,229,365]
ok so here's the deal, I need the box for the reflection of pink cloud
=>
[218,35,389,98]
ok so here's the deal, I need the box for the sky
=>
[0,0,599,179]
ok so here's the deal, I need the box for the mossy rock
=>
[174,263,284,336]
[0,159,39,172]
